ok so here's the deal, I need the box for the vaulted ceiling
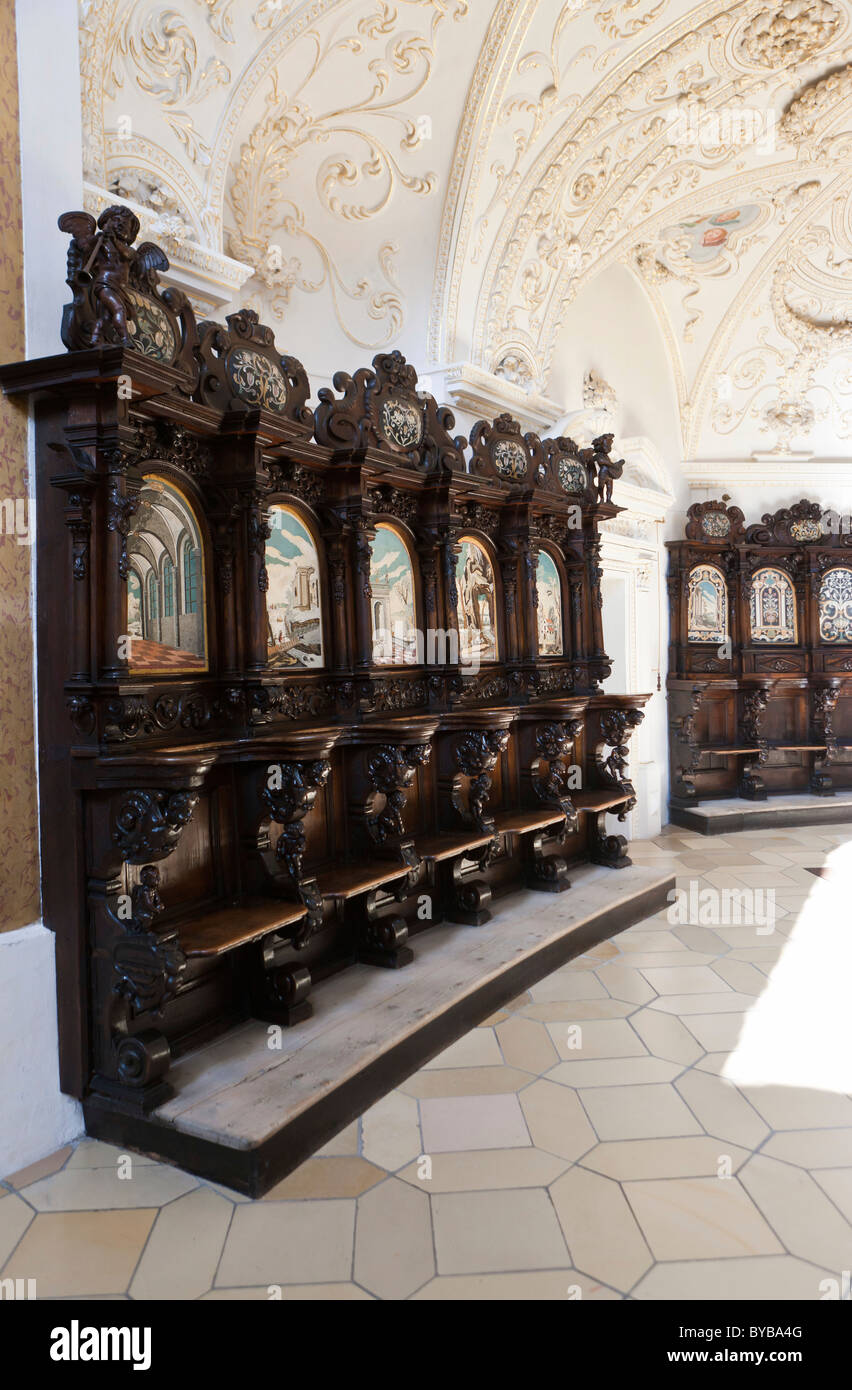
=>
[79,0,852,464]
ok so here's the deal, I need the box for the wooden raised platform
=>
[83,858,674,1196]
[670,792,852,835]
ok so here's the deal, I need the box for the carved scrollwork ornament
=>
[112,789,199,862]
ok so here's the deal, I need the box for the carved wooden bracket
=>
[452,728,510,835]
[260,758,332,949]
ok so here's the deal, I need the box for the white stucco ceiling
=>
[79,0,852,465]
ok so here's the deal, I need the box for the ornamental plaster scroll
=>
[445,0,850,416]
[80,0,471,348]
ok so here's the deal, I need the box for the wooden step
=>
[84,860,676,1196]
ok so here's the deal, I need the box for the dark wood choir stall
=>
[0,206,668,1193]
[668,494,852,832]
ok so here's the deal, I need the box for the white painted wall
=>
[0,0,85,1175]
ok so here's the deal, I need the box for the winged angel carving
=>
[57,205,170,350]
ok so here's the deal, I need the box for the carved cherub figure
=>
[130,864,163,933]
[57,205,169,349]
[590,432,625,505]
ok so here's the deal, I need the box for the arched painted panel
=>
[749,566,796,644]
[370,523,418,665]
[819,567,852,644]
[687,563,727,644]
[266,505,324,668]
[127,476,207,673]
[536,550,563,656]
[456,536,498,663]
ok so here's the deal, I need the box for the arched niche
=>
[370,521,419,665]
[127,475,207,673]
[819,566,852,644]
[535,546,565,657]
[687,563,727,644]
[265,503,325,668]
[456,534,499,664]
[749,566,797,644]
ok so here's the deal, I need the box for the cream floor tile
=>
[583,1136,750,1181]
[315,1120,360,1157]
[360,1090,422,1171]
[400,1065,534,1099]
[0,1191,34,1267]
[3,1146,73,1189]
[396,1146,569,1193]
[739,1085,852,1131]
[681,1012,748,1052]
[203,1283,372,1300]
[612,952,716,970]
[495,1016,560,1073]
[739,1154,852,1271]
[432,1188,569,1274]
[518,1078,597,1160]
[762,1129,852,1169]
[676,1069,770,1149]
[546,1017,648,1061]
[625,1176,783,1261]
[813,1169,852,1225]
[579,1083,703,1141]
[710,958,769,994]
[420,1093,530,1153]
[711,929,785,952]
[354,1177,434,1299]
[629,1007,704,1065]
[527,971,609,1002]
[611,934,692,956]
[632,1255,833,1301]
[549,1165,652,1292]
[412,1270,620,1299]
[547,1057,683,1088]
[65,1140,158,1169]
[672,925,729,952]
[129,1186,233,1300]
[216,1200,356,1287]
[519,999,635,1022]
[639,965,733,995]
[693,1052,733,1076]
[21,1162,198,1212]
[423,1028,503,1069]
[262,1157,385,1200]
[650,991,754,1014]
[593,965,657,1004]
[2,1209,156,1297]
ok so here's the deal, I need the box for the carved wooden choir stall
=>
[668,495,852,827]
[0,207,652,1179]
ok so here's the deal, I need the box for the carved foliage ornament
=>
[112,789,198,863]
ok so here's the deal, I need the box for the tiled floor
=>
[3,823,852,1300]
